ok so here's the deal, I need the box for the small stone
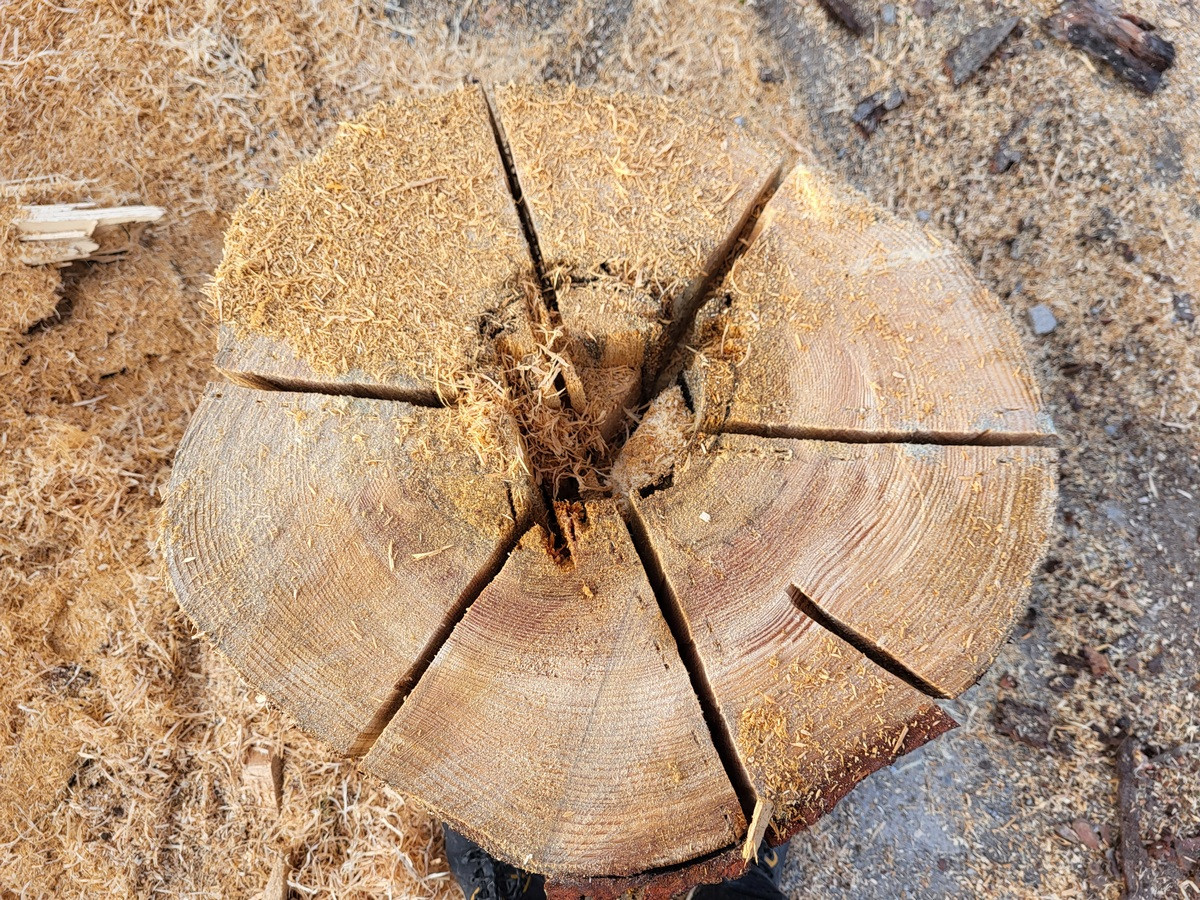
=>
[1173,292,1195,324]
[916,210,931,223]
[1029,303,1058,335]
[882,3,897,24]
[734,116,747,127]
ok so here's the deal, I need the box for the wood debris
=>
[243,746,283,812]
[944,16,1019,87]
[1045,0,1176,94]
[11,203,163,265]
[852,86,904,136]
[1116,733,1150,898]
[817,0,869,36]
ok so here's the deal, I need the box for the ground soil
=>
[0,0,1196,897]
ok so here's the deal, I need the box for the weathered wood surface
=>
[163,84,1057,893]
[685,165,1056,444]
[367,502,744,877]
[163,383,535,755]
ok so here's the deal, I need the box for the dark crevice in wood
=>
[216,367,445,407]
[787,586,950,699]
[716,419,1061,449]
[546,839,746,900]
[482,86,560,316]
[599,162,784,494]
[624,507,758,828]
[647,164,784,404]
[346,521,530,757]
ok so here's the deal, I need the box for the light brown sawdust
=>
[212,87,535,392]
[496,81,779,372]
[2,0,1198,897]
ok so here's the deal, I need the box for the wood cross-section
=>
[685,165,1056,443]
[633,433,1057,699]
[162,384,535,755]
[366,502,744,877]
[162,84,1058,895]
[212,85,536,402]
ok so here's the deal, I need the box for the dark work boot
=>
[442,824,546,900]
[690,841,790,900]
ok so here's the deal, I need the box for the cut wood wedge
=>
[212,85,537,402]
[685,165,1056,444]
[162,383,536,755]
[367,502,744,877]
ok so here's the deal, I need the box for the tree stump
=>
[163,84,1057,897]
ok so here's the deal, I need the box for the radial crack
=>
[624,507,758,825]
[717,419,1061,449]
[346,521,531,757]
[787,586,949,699]
[482,86,560,316]
[647,165,783,403]
[217,366,445,407]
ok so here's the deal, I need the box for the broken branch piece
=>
[12,203,164,265]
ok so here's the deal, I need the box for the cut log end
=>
[162,84,1058,890]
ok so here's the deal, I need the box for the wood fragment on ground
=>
[990,108,1041,173]
[817,0,869,35]
[243,746,282,812]
[944,16,1020,87]
[1117,733,1150,898]
[259,855,289,900]
[851,87,904,136]
[11,202,164,265]
[1045,0,1176,94]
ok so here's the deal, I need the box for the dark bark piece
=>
[818,0,869,35]
[1046,0,1176,94]
[852,87,905,136]
[945,16,1020,87]
[1117,734,1151,898]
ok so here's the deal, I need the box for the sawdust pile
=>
[212,87,534,390]
[2,0,1198,896]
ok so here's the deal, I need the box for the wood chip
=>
[817,0,869,35]
[1045,0,1176,94]
[944,16,1019,87]
[851,86,904,136]
[10,203,164,265]
[243,746,282,812]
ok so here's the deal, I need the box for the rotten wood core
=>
[163,85,1058,895]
